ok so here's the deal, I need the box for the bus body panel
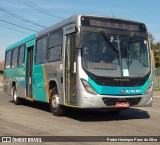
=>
[4,68,26,97]
[33,62,64,103]
[32,64,48,102]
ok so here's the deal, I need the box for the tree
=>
[152,43,160,68]
[148,32,154,44]
[149,32,160,68]
[154,49,160,68]
[148,32,160,68]
[157,42,160,50]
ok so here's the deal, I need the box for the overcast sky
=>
[0,0,159,61]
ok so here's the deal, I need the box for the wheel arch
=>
[48,78,64,105]
[11,80,16,96]
[49,80,58,91]
[12,81,16,88]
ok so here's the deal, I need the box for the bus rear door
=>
[25,40,35,98]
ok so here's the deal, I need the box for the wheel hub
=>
[13,90,17,101]
[52,94,59,109]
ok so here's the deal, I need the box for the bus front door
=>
[26,46,33,98]
[65,35,77,105]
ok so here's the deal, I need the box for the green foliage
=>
[152,42,160,68]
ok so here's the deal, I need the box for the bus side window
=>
[11,47,18,68]
[35,36,48,64]
[48,30,63,62]
[5,51,11,69]
[18,45,25,67]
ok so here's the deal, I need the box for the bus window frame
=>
[35,35,48,65]
[11,47,18,69]
[17,44,26,68]
[47,29,63,63]
[5,50,12,69]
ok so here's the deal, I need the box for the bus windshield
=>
[82,31,150,78]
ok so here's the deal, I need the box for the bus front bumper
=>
[77,90,153,108]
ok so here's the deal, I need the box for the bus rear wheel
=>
[50,87,64,116]
[12,86,21,105]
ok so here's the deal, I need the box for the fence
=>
[154,69,160,90]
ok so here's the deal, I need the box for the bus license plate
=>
[116,102,129,108]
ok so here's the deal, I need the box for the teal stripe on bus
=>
[32,64,48,103]
[88,77,150,95]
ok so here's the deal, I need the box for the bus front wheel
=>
[50,87,64,116]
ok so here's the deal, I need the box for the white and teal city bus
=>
[4,14,154,116]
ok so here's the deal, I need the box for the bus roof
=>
[37,14,81,37]
[37,14,146,37]
[5,14,146,51]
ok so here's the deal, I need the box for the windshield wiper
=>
[99,29,119,52]
[99,29,121,68]
[125,41,131,69]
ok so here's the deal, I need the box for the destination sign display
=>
[81,16,147,32]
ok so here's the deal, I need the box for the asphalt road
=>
[0,90,160,145]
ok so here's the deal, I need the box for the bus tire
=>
[12,86,21,105]
[50,87,64,116]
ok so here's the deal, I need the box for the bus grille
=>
[102,97,141,106]
[95,80,145,87]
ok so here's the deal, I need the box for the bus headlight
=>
[81,79,97,95]
[144,81,153,95]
